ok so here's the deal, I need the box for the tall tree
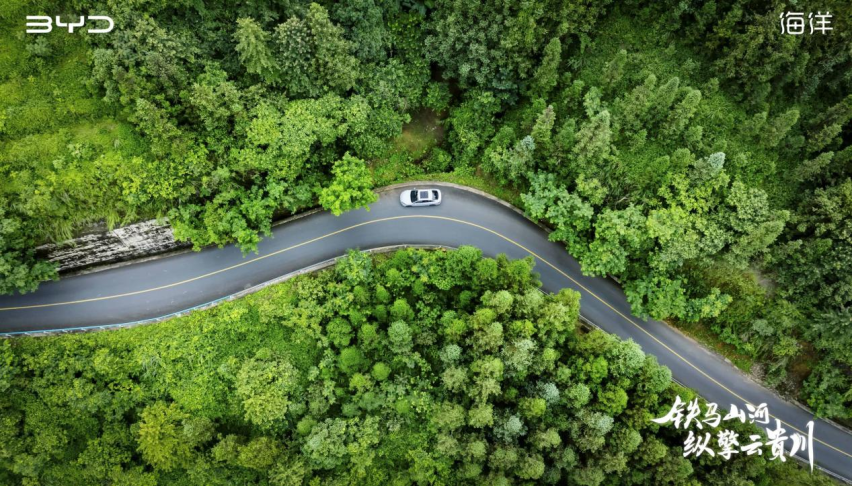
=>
[602,49,628,92]
[234,17,278,83]
[136,402,192,472]
[0,205,57,294]
[573,110,613,166]
[761,109,799,148]
[529,38,562,99]
[318,153,377,216]
[662,89,702,138]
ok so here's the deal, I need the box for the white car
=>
[400,188,442,207]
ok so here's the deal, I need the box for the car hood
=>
[400,190,413,205]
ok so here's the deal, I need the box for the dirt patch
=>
[749,265,778,296]
[394,108,444,159]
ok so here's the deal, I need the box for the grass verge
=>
[669,320,755,373]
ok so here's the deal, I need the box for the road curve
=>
[1,183,851,480]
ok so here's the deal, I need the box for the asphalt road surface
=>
[1,183,851,480]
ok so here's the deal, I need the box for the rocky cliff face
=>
[37,220,188,273]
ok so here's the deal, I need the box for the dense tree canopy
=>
[1,0,851,430]
[0,248,824,485]
[1,0,430,283]
[427,0,852,419]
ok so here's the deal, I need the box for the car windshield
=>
[410,190,418,202]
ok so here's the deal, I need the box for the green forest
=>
[1,0,852,478]
[0,248,831,484]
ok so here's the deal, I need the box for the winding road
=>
[1,183,851,480]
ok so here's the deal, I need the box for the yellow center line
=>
[450,217,852,461]
[0,216,414,311]
[3,214,851,461]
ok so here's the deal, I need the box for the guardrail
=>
[3,245,848,484]
[0,245,449,338]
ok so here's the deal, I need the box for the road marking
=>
[2,214,851,462]
[0,216,414,311]
[447,217,852,462]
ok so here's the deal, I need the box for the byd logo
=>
[26,15,114,34]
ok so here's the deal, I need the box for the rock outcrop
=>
[36,220,188,273]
